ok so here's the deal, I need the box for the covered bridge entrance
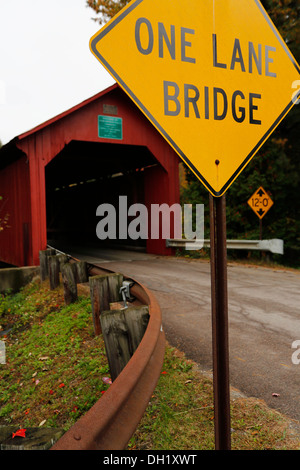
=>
[0,84,180,267]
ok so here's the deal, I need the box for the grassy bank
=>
[0,280,109,431]
[0,279,299,450]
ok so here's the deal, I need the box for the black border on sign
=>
[90,0,300,197]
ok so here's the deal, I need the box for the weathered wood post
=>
[48,255,60,290]
[61,263,78,305]
[100,309,131,381]
[125,305,150,353]
[39,249,56,281]
[89,273,123,336]
[74,261,88,284]
[100,305,149,381]
[57,254,68,271]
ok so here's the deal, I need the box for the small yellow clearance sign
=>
[90,0,300,197]
[247,186,273,219]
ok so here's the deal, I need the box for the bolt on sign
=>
[89,0,300,197]
[247,186,273,219]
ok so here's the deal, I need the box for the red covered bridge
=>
[0,84,180,267]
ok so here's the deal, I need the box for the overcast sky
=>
[0,0,115,145]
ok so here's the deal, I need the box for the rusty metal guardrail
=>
[51,259,165,450]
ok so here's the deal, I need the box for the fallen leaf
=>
[102,377,112,385]
[272,393,280,397]
[39,419,46,427]
[39,356,49,361]
[12,429,26,439]
[59,383,65,388]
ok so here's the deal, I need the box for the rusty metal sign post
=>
[209,194,231,450]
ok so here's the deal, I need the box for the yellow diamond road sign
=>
[247,186,274,219]
[90,0,300,197]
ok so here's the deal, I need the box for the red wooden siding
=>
[0,155,31,266]
[0,84,180,266]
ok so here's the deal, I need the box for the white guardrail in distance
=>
[166,239,284,255]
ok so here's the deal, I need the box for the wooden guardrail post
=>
[89,273,123,336]
[125,305,150,353]
[74,261,88,284]
[61,263,78,305]
[51,272,165,451]
[48,255,60,290]
[57,254,68,271]
[100,306,149,381]
[46,258,88,302]
[100,309,131,381]
[39,249,56,281]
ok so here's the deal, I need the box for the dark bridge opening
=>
[45,140,158,251]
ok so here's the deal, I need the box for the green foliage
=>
[262,0,300,62]
[226,136,300,264]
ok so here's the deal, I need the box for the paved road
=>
[63,245,300,422]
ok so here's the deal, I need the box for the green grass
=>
[129,346,300,450]
[0,280,109,431]
[0,279,299,450]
